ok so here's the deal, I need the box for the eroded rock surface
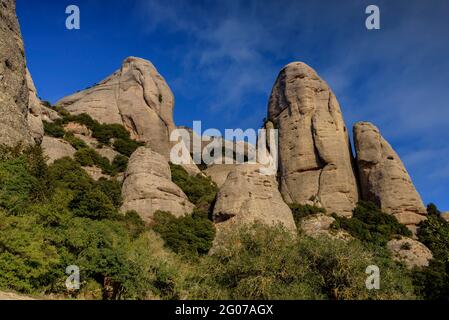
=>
[213,164,296,233]
[25,68,44,144]
[121,147,194,222]
[300,214,351,240]
[57,57,175,158]
[353,122,427,229]
[387,237,433,269]
[267,62,359,217]
[0,0,33,146]
[41,136,76,164]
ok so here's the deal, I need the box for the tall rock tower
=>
[353,122,427,232]
[57,57,176,158]
[0,0,33,146]
[267,62,359,217]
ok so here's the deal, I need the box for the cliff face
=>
[267,62,359,217]
[56,57,176,158]
[0,0,33,146]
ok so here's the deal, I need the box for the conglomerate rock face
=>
[41,136,76,164]
[56,57,176,158]
[212,164,297,233]
[120,147,194,223]
[25,68,44,144]
[0,0,33,146]
[353,122,427,229]
[267,62,359,217]
[387,237,433,269]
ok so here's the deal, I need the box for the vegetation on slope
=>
[169,163,218,212]
[0,141,448,300]
[412,204,449,299]
[42,111,145,176]
[331,201,412,246]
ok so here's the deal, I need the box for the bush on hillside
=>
[74,148,115,175]
[289,203,326,227]
[96,178,123,208]
[188,223,416,300]
[412,204,449,299]
[112,154,128,173]
[0,146,176,299]
[169,163,218,211]
[64,132,88,150]
[152,210,216,257]
[43,121,65,138]
[331,201,412,246]
[112,138,143,157]
[69,188,117,220]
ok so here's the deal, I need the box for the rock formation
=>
[267,62,359,217]
[387,237,432,269]
[56,57,176,158]
[25,68,44,144]
[121,147,194,222]
[353,122,427,230]
[442,212,449,222]
[300,214,351,240]
[41,136,76,164]
[203,161,237,188]
[0,0,33,146]
[213,164,296,233]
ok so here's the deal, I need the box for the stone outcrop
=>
[387,237,433,269]
[204,162,237,188]
[41,136,76,164]
[267,62,359,217]
[442,212,449,222]
[56,57,176,158]
[0,0,33,146]
[121,147,194,222]
[300,214,351,240]
[353,122,427,230]
[25,68,44,144]
[213,164,296,233]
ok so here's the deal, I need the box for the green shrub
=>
[0,210,61,293]
[64,132,87,150]
[74,148,115,176]
[289,203,326,227]
[118,210,147,239]
[169,163,218,211]
[188,223,415,300]
[112,138,142,157]
[412,204,449,299]
[0,145,50,212]
[48,157,94,193]
[96,178,123,208]
[153,210,216,256]
[0,146,185,299]
[69,188,118,220]
[112,154,128,173]
[43,121,65,138]
[331,201,412,246]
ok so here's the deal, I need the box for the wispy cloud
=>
[135,0,449,209]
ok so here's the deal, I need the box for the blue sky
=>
[17,0,449,211]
